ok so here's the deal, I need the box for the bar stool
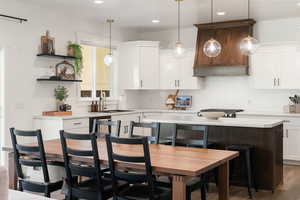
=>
[226,144,257,199]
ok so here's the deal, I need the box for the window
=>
[80,45,115,100]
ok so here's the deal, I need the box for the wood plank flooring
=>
[51,165,300,200]
[193,165,300,200]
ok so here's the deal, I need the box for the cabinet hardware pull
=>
[175,80,177,87]
[273,78,276,87]
[140,80,143,88]
[73,122,82,125]
[178,80,180,88]
[286,130,289,138]
[277,78,280,86]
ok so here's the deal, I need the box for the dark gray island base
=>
[143,116,284,191]
[208,124,283,191]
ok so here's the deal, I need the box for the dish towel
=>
[0,166,8,200]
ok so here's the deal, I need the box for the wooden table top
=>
[40,138,238,177]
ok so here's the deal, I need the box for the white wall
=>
[127,18,300,112]
[0,0,138,149]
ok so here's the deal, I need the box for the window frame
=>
[76,33,119,102]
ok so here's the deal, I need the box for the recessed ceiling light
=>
[217,11,226,16]
[152,19,160,23]
[94,0,104,4]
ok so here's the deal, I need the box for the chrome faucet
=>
[99,91,107,111]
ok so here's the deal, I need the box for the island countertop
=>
[143,115,284,128]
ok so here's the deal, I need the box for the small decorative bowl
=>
[200,112,225,120]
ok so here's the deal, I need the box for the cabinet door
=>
[118,45,140,89]
[140,46,160,89]
[159,50,180,90]
[284,126,300,161]
[251,49,279,89]
[279,48,299,89]
[178,50,201,90]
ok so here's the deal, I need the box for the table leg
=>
[218,161,229,200]
[172,175,187,200]
[8,152,17,190]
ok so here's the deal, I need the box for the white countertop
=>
[9,189,54,200]
[143,115,284,128]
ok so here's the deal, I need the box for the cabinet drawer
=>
[63,118,89,130]
[64,127,90,134]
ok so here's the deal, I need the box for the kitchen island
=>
[143,115,284,191]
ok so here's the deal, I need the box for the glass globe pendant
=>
[104,19,114,66]
[239,0,259,55]
[203,38,222,58]
[240,36,259,55]
[104,53,113,66]
[174,0,185,57]
[203,0,222,58]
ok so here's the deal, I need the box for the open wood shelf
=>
[37,53,76,59]
[37,78,82,82]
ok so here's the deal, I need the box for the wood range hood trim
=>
[193,19,256,77]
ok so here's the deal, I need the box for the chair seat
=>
[72,177,128,199]
[118,184,171,200]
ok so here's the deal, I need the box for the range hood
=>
[193,19,256,77]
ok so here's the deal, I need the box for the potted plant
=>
[67,42,83,74]
[54,86,69,111]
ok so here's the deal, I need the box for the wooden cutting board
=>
[42,111,72,116]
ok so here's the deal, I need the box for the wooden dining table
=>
[5,138,238,200]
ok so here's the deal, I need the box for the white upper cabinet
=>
[251,43,300,89]
[160,49,202,90]
[118,41,160,90]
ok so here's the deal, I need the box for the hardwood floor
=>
[51,165,300,200]
[193,165,300,200]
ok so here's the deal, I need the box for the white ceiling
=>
[22,0,300,31]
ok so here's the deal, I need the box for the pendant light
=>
[174,0,185,56]
[240,0,259,55]
[203,0,222,58]
[104,19,114,66]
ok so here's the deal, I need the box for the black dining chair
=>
[9,128,63,197]
[60,130,128,200]
[105,135,172,200]
[129,121,161,144]
[92,119,121,137]
[171,124,212,200]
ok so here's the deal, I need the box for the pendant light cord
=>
[248,0,250,19]
[211,0,213,23]
[109,20,112,55]
[177,0,181,42]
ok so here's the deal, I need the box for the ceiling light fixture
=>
[152,19,160,23]
[297,2,300,6]
[104,19,114,66]
[217,11,226,16]
[174,0,185,56]
[240,0,259,55]
[203,0,222,58]
[94,0,104,4]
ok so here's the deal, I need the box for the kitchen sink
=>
[99,109,134,113]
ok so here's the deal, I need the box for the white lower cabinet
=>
[33,117,90,140]
[111,114,142,138]
[283,125,300,161]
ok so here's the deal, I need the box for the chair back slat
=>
[66,148,94,157]
[106,135,155,199]
[92,119,121,137]
[173,124,209,148]
[16,144,40,152]
[9,128,50,186]
[129,122,161,144]
[19,159,43,167]
[60,131,105,198]
[112,153,145,163]
[69,163,97,177]
[115,170,147,183]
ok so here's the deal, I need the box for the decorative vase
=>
[57,100,64,112]
[0,166,8,200]
[67,47,74,57]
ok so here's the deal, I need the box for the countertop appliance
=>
[198,109,244,118]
